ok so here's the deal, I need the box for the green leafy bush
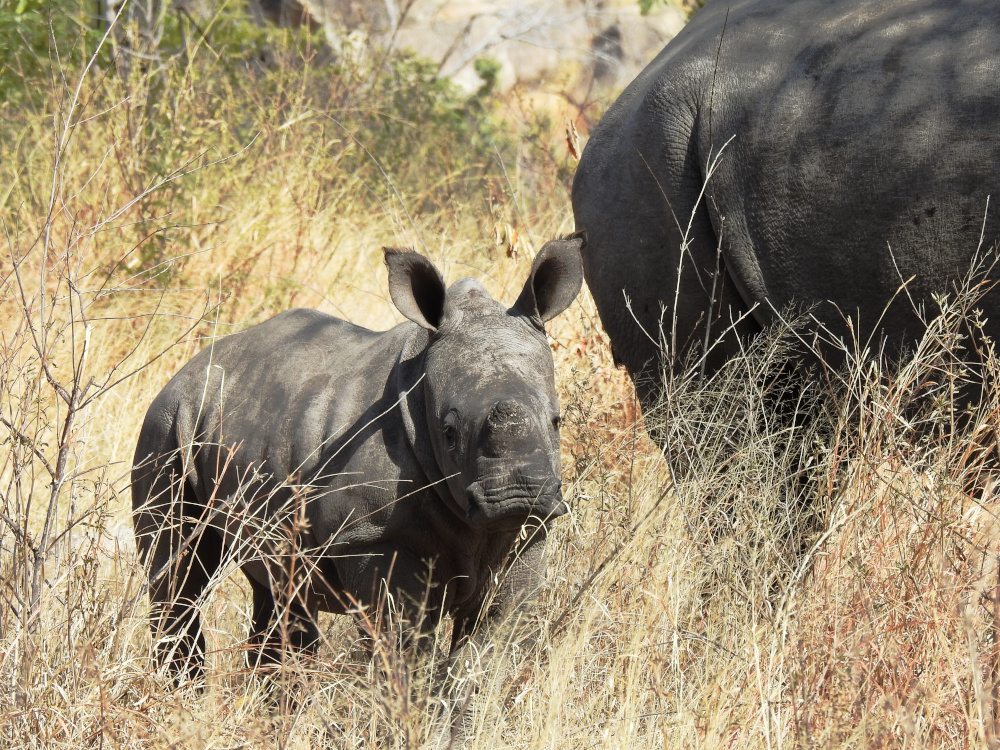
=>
[0,0,519,278]
[0,0,108,104]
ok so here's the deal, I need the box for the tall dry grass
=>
[2,5,999,748]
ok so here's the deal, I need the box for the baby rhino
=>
[131,239,583,680]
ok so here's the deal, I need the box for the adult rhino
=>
[573,0,1000,412]
[131,240,583,679]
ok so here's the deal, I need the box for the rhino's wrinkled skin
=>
[573,0,1000,411]
[131,240,583,677]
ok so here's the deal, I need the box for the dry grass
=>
[2,10,1000,749]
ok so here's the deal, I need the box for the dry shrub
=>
[784,294,1000,747]
[563,271,1000,748]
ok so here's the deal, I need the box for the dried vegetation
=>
[1,4,999,748]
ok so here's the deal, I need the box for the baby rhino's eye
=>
[443,410,460,451]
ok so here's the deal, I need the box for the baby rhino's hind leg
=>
[133,453,224,684]
[143,523,224,682]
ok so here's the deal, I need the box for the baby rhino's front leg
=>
[338,544,445,649]
[443,526,550,743]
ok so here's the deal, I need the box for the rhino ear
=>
[512,237,584,324]
[384,248,447,330]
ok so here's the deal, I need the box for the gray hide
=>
[131,239,583,678]
[572,0,1000,411]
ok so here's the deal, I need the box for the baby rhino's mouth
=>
[464,473,566,528]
